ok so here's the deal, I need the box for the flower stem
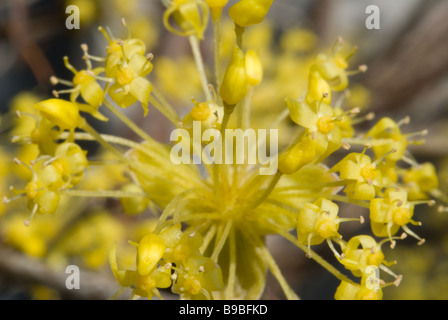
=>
[102,98,155,142]
[225,227,237,300]
[213,17,222,92]
[148,94,181,127]
[246,171,283,211]
[280,230,356,285]
[189,35,212,102]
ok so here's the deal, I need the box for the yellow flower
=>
[331,152,383,201]
[297,198,341,246]
[34,99,80,131]
[108,53,154,115]
[402,163,439,200]
[229,0,274,28]
[370,188,425,244]
[287,99,341,157]
[366,117,408,163]
[163,0,209,39]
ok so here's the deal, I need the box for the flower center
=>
[361,164,377,181]
[393,206,411,226]
[73,70,91,86]
[116,67,135,86]
[317,216,338,239]
[316,115,334,133]
[191,103,211,121]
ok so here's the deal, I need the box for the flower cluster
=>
[3,0,446,300]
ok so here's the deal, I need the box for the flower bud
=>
[205,0,228,21]
[164,0,209,39]
[34,99,80,130]
[305,69,332,105]
[137,234,166,276]
[278,136,316,175]
[245,49,263,86]
[229,0,274,27]
[220,45,247,106]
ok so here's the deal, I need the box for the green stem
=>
[280,231,356,286]
[246,171,283,211]
[102,99,155,142]
[245,229,299,300]
[225,227,236,300]
[61,189,147,198]
[211,220,232,262]
[151,86,180,123]
[189,35,213,102]
[148,95,181,127]
[213,17,222,92]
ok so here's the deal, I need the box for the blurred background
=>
[0,0,447,300]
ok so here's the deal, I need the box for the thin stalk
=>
[211,220,233,262]
[102,98,154,142]
[279,230,356,285]
[189,35,213,102]
[61,189,147,198]
[246,171,283,211]
[148,95,181,127]
[225,227,237,300]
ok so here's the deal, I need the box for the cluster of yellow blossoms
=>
[3,0,446,300]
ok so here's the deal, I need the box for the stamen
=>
[326,238,342,259]
[3,194,26,204]
[306,233,313,258]
[402,224,425,245]
[98,26,113,43]
[63,56,78,75]
[24,203,38,227]
[397,116,410,127]
[372,147,397,167]
[405,129,428,139]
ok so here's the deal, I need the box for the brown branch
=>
[6,0,54,87]
[0,245,119,300]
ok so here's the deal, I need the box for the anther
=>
[50,76,59,85]
[80,43,89,53]
[360,216,365,224]
[342,143,351,150]
[121,18,127,27]
[358,65,368,73]
[198,266,205,272]
[146,53,154,61]
[366,112,375,121]
[52,90,60,98]
[390,240,396,249]
[417,239,425,246]
[394,275,403,287]
[397,116,411,127]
